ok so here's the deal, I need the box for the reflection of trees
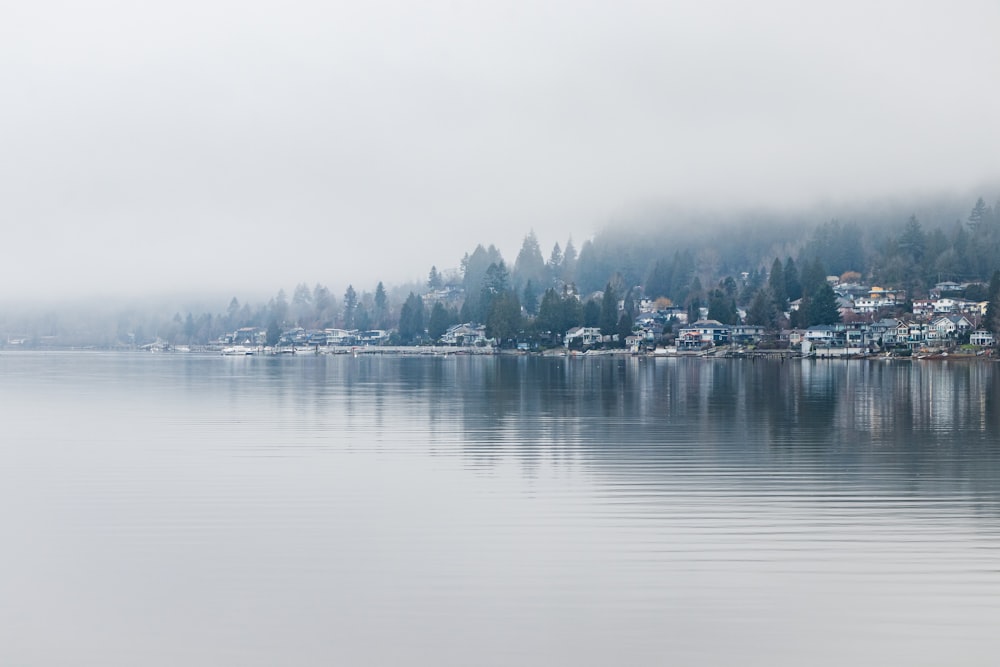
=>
[248,354,1000,508]
[442,357,1000,506]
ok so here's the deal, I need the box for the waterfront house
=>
[678,319,731,347]
[929,315,973,340]
[780,329,807,346]
[357,330,389,346]
[868,318,902,347]
[804,325,841,346]
[730,324,765,345]
[442,323,489,346]
[564,326,603,348]
[970,330,995,347]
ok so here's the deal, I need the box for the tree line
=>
[4,195,999,348]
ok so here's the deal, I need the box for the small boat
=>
[221,345,253,356]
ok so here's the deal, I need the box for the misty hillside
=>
[2,193,999,348]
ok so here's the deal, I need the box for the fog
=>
[2,1,999,301]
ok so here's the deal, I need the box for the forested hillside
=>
[2,195,998,348]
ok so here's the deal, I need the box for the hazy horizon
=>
[3,1,999,301]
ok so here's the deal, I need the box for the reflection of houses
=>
[677,320,730,349]
[442,323,489,346]
[564,326,603,348]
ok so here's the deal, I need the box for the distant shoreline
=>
[3,346,995,362]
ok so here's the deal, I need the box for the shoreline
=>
[3,346,994,362]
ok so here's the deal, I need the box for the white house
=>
[970,330,995,346]
[442,323,489,346]
[564,326,603,348]
[929,314,973,340]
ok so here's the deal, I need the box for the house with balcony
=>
[677,320,731,349]
[929,314,973,341]
[970,330,995,347]
[442,323,489,346]
[564,326,603,348]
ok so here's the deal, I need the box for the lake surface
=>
[2,351,1000,666]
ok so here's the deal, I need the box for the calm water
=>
[2,352,1000,666]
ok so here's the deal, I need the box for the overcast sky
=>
[2,1,999,301]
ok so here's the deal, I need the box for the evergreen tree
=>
[522,280,538,316]
[644,257,673,299]
[486,290,522,347]
[583,299,600,327]
[738,268,764,304]
[969,197,990,232]
[721,275,738,298]
[562,238,578,282]
[477,261,510,323]
[266,318,281,346]
[273,289,289,325]
[615,314,633,347]
[354,303,372,332]
[986,270,1000,333]
[461,244,504,321]
[398,293,425,343]
[292,283,311,306]
[746,288,777,329]
[536,288,563,337]
[427,302,451,341]
[707,288,738,325]
[687,297,702,325]
[427,266,442,290]
[513,231,546,290]
[227,297,240,328]
[547,243,563,281]
[799,258,828,298]
[599,283,617,335]
[807,282,842,326]
[670,251,696,303]
[784,257,802,302]
[374,282,388,329]
[343,285,357,328]
[898,215,926,263]
[768,258,788,312]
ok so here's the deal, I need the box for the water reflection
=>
[3,352,1000,666]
